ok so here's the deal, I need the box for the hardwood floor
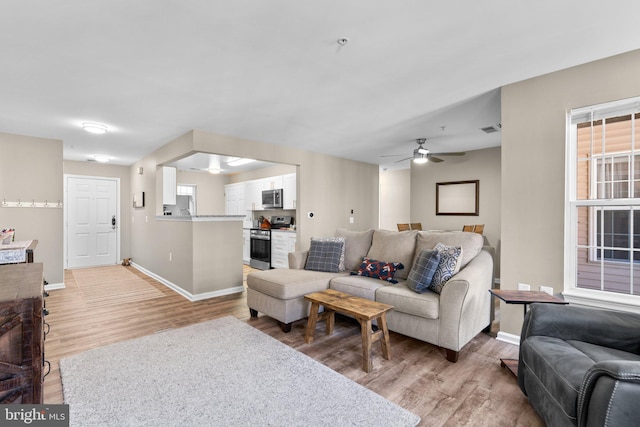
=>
[43,265,543,426]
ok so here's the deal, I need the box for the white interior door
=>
[66,176,118,268]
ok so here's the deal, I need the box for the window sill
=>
[563,288,640,314]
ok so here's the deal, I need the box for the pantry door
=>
[66,176,119,268]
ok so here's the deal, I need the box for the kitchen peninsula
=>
[150,214,244,300]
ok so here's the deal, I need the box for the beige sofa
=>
[247,228,494,362]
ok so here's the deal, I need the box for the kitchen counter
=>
[270,228,296,233]
[156,215,244,222]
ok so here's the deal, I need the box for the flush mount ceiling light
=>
[82,122,108,134]
[91,154,110,163]
[226,157,255,167]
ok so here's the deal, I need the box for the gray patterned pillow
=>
[311,237,346,271]
[407,249,441,293]
[304,239,345,273]
[429,243,463,294]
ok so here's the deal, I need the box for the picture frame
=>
[436,180,479,216]
[133,191,145,208]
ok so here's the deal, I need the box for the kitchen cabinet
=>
[283,173,296,209]
[243,181,259,211]
[224,183,243,215]
[271,231,296,269]
[262,175,283,191]
[227,173,296,213]
[162,166,177,205]
[243,229,251,264]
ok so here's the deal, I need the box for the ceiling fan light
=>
[413,152,428,164]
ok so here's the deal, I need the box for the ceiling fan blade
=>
[394,156,413,163]
[430,152,466,156]
[429,156,444,163]
[379,154,405,158]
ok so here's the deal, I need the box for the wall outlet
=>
[517,283,530,291]
[349,216,354,224]
[169,252,173,262]
[540,285,554,295]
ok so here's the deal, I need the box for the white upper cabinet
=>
[283,173,296,210]
[162,166,177,205]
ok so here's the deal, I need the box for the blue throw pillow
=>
[305,239,345,273]
[406,249,441,293]
[429,243,463,294]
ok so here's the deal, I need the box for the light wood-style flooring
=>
[43,265,543,426]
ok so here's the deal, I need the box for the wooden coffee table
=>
[304,289,393,373]
[489,289,569,376]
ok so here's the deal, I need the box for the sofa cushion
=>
[415,231,483,269]
[305,239,345,272]
[366,229,417,280]
[406,249,440,293]
[429,243,463,294]
[351,257,404,284]
[335,228,375,271]
[247,269,348,300]
[329,275,389,300]
[376,283,440,319]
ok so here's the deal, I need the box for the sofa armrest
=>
[578,361,640,427]
[520,304,640,355]
[437,249,493,351]
[288,251,308,269]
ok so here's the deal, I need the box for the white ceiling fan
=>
[381,138,466,164]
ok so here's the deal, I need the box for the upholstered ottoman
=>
[246,269,348,332]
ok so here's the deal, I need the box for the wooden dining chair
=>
[397,223,410,232]
[410,223,422,231]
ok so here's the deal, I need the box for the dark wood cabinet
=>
[0,263,44,404]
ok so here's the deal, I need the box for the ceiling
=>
[2,1,640,171]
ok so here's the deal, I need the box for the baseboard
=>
[44,282,65,292]
[130,262,244,302]
[496,331,520,346]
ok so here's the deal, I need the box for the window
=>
[566,97,640,305]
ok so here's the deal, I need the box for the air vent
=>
[481,123,502,134]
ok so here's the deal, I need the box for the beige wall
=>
[500,48,640,336]
[379,169,411,231]
[228,163,297,183]
[63,160,132,261]
[175,170,227,215]
[410,147,501,276]
[129,130,380,290]
[0,133,64,284]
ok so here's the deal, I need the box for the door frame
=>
[64,174,121,269]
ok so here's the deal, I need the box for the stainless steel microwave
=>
[262,189,283,209]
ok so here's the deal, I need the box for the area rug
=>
[60,316,420,426]
[71,265,164,308]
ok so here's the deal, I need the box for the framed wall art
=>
[436,180,479,216]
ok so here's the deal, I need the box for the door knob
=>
[112,215,116,229]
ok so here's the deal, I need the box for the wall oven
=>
[249,228,271,270]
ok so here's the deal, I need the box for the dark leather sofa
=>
[518,303,640,427]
